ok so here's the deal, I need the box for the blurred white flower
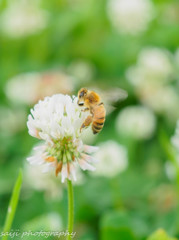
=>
[137,85,179,120]
[138,48,174,80]
[126,48,174,86]
[27,94,98,183]
[47,213,63,231]
[0,107,26,135]
[126,48,179,120]
[107,0,155,35]
[116,105,156,140]
[25,164,63,200]
[22,212,63,232]
[68,60,96,85]
[5,71,74,105]
[0,0,49,38]
[92,140,128,178]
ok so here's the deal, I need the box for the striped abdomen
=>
[92,103,106,134]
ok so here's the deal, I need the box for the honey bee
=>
[77,88,106,134]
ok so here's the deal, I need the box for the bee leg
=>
[80,115,92,132]
[82,108,90,112]
[98,102,104,106]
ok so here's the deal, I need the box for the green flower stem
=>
[3,170,22,240]
[67,179,74,240]
[159,129,179,194]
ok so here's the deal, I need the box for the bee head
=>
[77,88,88,106]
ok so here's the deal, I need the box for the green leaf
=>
[100,211,137,240]
[101,226,137,240]
[147,229,177,240]
[2,169,23,240]
[100,210,150,239]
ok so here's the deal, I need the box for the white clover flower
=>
[116,105,156,140]
[138,48,174,81]
[137,85,179,120]
[126,48,174,86]
[5,72,74,105]
[0,0,49,38]
[107,0,155,35]
[92,140,128,178]
[27,94,98,183]
[126,48,178,120]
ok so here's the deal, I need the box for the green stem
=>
[67,179,74,240]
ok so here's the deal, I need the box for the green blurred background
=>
[0,0,179,239]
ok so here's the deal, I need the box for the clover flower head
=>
[92,140,128,178]
[126,48,174,87]
[126,48,178,120]
[5,71,74,105]
[1,0,49,38]
[107,0,155,35]
[27,94,98,183]
[116,105,156,140]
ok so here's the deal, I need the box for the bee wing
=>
[105,104,116,115]
[101,88,128,105]
[95,87,128,115]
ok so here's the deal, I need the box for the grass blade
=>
[2,169,23,240]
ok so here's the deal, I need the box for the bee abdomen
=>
[92,103,106,134]
[92,120,105,134]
